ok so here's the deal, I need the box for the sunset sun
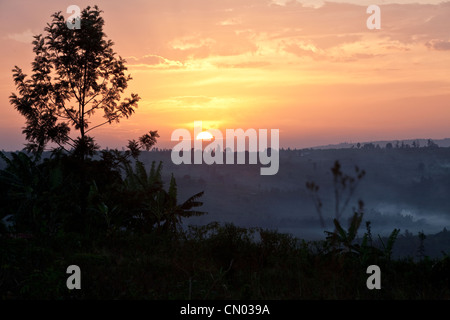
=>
[196,131,214,140]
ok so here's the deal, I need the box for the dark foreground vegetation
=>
[1,151,449,300]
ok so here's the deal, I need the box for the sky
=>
[0,0,450,151]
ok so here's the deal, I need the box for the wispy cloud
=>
[425,39,450,51]
[126,54,184,69]
[5,29,34,44]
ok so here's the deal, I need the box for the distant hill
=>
[2,145,450,258]
[311,138,450,150]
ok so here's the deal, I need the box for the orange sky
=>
[1,0,450,151]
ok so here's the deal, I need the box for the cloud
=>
[218,18,242,26]
[114,0,450,68]
[425,39,450,51]
[215,61,271,69]
[283,43,323,60]
[5,29,34,44]
[171,96,213,105]
[380,2,450,45]
[332,52,382,63]
[283,40,381,62]
[170,37,216,51]
[154,96,238,113]
[125,54,184,69]
[165,33,258,61]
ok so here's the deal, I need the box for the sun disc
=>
[196,131,214,140]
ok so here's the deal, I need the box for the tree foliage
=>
[10,6,140,156]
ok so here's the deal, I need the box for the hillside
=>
[2,144,450,258]
[133,145,450,258]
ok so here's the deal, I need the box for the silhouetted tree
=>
[120,161,205,234]
[330,161,365,221]
[363,143,375,150]
[10,6,142,158]
[426,139,438,149]
[7,6,162,233]
[306,181,324,228]
[417,231,426,260]
[306,161,365,229]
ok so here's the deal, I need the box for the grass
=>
[1,222,449,300]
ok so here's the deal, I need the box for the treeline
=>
[353,139,439,150]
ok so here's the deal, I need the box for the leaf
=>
[361,233,368,248]
[347,212,363,242]
[378,228,400,260]
[135,160,147,185]
[168,174,177,207]
[0,151,12,167]
[333,218,347,242]
[386,228,400,256]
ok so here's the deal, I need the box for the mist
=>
[125,145,450,246]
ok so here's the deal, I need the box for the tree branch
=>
[85,114,121,134]
[83,86,114,115]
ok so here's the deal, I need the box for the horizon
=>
[1,135,448,153]
[1,0,450,151]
